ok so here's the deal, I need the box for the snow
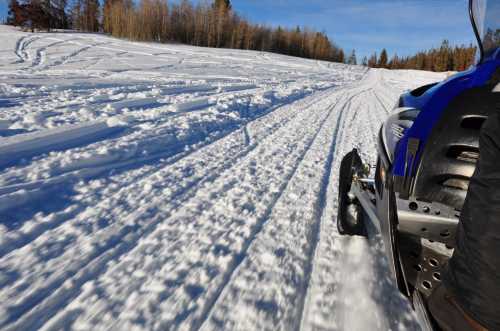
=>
[174,97,216,112]
[0,120,126,168]
[0,25,446,331]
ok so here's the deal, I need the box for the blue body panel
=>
[393,53,500,178]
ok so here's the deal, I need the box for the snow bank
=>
[162,84,217,95]
[173,97,217,112]
[106,97,159,111]
[0,119,126,167]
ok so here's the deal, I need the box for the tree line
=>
[7,0,70,30]
[7,0,346,63]
[6,0,478,71]
[363,40,477,72]
[104,0,346,62]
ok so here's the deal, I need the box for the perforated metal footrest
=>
[399,236,453,298]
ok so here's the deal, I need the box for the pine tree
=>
[89,0,100,31]
[213,0,229,47]
[23,0,52,31]
[272,26,284,52]
[72,0,91,31]
[435,39,451,72]
[378,48,388,68]
[337,48,345,63]
[389,54,399,69]
[213,0,230,10]
[49,0,68,28]
[367,52,377,67]
[361,56,368,66]
[102,0,114,33]
[7,0,22,25]
[347,49,357,65]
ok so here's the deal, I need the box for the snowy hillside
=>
[0,25,446,331]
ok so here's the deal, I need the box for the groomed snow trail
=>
[0,26,445,330]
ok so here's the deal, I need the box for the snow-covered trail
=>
[0,26,446,330]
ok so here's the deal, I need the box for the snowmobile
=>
[336,0,500,329]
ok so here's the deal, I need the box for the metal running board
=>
[396,197,459,247]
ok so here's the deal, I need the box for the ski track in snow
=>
[0,25,446,331]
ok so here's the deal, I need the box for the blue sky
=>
[0,0,7,22]
[229,0,475,60]
[0,0,477,60]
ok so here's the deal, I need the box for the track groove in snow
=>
[47,87,342,331]
[13,35,39,64]
[295,93,354,331]
[199,87,372,331]
[195,94,344,331]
